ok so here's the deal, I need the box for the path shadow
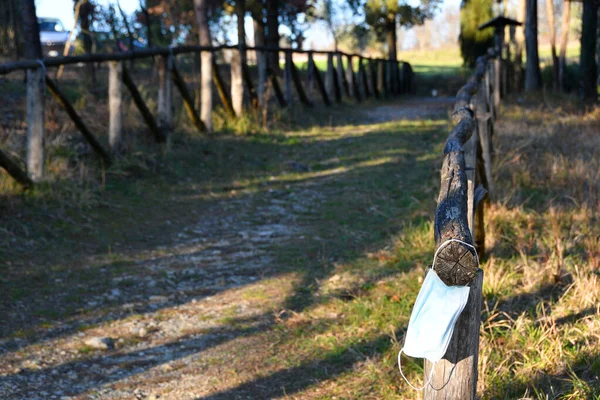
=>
[1,120,444,357]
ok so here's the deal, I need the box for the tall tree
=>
[459,0,494,67]
[558,0,571,91]
[0,0,23,60]
[514,0,526,89]
[525,0,542,91]
[314,0,339,50]
[265,0,280,72]
[280,0,312,49]
[546,0,559,90]
[21,0,43,59]
[362,0,442,62]
[194,0,213,132]
[579,0,598,102]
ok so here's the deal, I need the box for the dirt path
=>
[0,97,453,399]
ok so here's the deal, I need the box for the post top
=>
[478,16,522,31]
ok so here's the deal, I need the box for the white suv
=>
[38,17,70,57]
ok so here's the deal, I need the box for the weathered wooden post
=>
[108,61,123,151]
[212,58,236,119]
[201,49,214,132]
[378,59,386,98]
[424,109,483,399]
[231,47,244,117]
[290,55,313,107]
[284,50,293,105]
[46,76,111,164]
[359,57,370,98]
[122,66,165,143]
[309,53,330,106]
[158,55,173,137]
[256,50,267,108]
[307,51,316,95]
[421,56,494,399]
[368,58,379,98]
[336,52,349,97]
[385,60,393,96]
[478,17,522,108]
[346,55,360,101]
[171,62,206,133]
[0,149,33,188]
[26,66,45,181]
[325,52,336,102]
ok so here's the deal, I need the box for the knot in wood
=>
[452,107,473,123]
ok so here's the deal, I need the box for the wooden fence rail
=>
[424,48,504,399]
[0,45,415,186]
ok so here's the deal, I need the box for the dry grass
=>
[478,95,600,399]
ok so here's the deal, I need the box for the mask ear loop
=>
[398,239,479,390]
[397,348,435,391]
[432,239,479,273]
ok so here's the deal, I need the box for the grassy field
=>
[1,46,599,398]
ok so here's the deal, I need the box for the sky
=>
[36,0,462,50]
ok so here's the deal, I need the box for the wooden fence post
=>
[256,48,267,108]
[346,55,360,101]
[336,52,349,97]
[425,109,483,398]
[307,51,316,95]
[385,60,393,96]
[493,57,501,110]
[309,54,330,106]
[268,66,287,108]
[368,59,379,98]
[325,52,335,102]
[108,61,123,151]
[121,66,165,143]
[26,67,45,181]
[231,47,244,117]
[201,49,214,132]
[212,58,235,119]
[290,56,313,107]
[158,55,173,137]
[423,270,483,400]
[378,59,386,98]
[46,76,111,164]
[0,149,33,188]
[359,57,370,98]
[171,62,206,133]
[284,50,293,106]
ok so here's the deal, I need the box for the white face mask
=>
[398,239,477,390]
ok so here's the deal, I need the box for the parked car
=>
[38,17,71,57]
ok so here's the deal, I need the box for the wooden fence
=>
[425,47,502,399]
[0,45,415,187]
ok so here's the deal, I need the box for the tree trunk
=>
[546,0,559,90]
[558,0,571,91]
[237,0,247,64]
[385,18,398,93]
[580,0,598,102]
[117,1,134,70]
[194,0,213,132]
[253,14,267,108]
[265,0,279,74]
[140,1,153,49]
[20,0,42,59]
[80,0,96,84]
[514,0,526,91]
[525,0,542,91]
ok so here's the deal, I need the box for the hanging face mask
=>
[398,239,477,390]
